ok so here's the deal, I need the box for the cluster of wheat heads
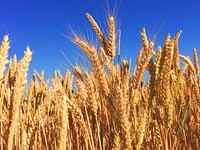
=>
[0,13,199,150]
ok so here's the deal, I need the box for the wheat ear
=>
[86,13,108,51]
[173,30,182,73]
[193,48,199,74]
[8,55,17,88]
[7,47,32,150]
[58,90,69,150]
[114,79,132,149]
[112,132,120,150]
[85,72,98,117]
[136,111,147,149]
[0,35,10,81]
[156,35,174,106]
[132,28,154,89]
[75,37,110,96]
[74,65,87,104]
[107,16,116,61]
[179,54,196,73]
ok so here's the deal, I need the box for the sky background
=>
[0,0,200,80]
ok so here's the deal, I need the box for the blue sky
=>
[0,0,200,80]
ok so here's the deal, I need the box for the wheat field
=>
[0,13,199,150]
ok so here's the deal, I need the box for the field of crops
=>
[0,13,199,150]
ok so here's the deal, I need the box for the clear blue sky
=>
[0,0,200,80]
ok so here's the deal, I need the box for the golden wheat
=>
[0,11,199,150]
